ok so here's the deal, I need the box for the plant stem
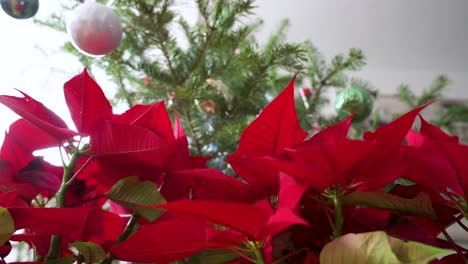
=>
[248,241,265,264]
[45,152,80,262]
[117,212,140,243]
[101,212,140,264]
[332,185,344,239]
[182,105,203,155]
[439,219,468,263]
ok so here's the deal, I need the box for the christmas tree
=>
[36,0,468,169]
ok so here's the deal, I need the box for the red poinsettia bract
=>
[0,69,465,264]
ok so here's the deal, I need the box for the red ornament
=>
[302,87,312,97]
[200,99,217,114]
[143,76,153,86]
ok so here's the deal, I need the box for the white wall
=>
[253,0,468,98]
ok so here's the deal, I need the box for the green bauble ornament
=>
[335,86,373,122]
[0,0,38,19]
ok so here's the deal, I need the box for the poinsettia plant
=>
[0,69,466,264]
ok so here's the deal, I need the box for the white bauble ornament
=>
[67,1,122,57]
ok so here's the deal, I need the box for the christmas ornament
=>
[67,1,122,57]
[200,99,217,115]
[335,86,373,122]
[143,76,153,86]
[0,0,39,19]
[302,87,312,97]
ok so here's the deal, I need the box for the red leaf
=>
[161,169,257,202]
[81,209,125,249]
[76,157,164,189]
[0,123,34,171]
[9,208,91,237]
[0,191,27,208]
[300,115,353,147]
[259,173,309,238]
[110,218,243,263]
[276,147,339,191]
[113,102,174,139]
[277,172,308,211]
[405,117,464,196]
[0,91,77,141]
[363,103,428,156]
[10,233,51,257]
[163,111,195,171]
[404,143,462,195]
[419,115,458,143]
[6,119,58,155]
[151,200,270,239]
[229,77,307,157]
[227,155,280,194]
[440,141,468,198]
[227,77,307,192]
[190,169,258,202]
[89,121,177,167]
[64,69,113,133]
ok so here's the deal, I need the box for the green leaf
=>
[105,176,166,221]
[0,207,14,245]
[188,250,240,264]
[320,231,453,264]
[45,255,74,264]
[69,242,106,264]
[342,191,436,219]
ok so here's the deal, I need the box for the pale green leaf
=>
[69,241,106,264]
[0,207,14,245]
[388,236,453,263]
[320,231,453,264]
[105,176,166,221]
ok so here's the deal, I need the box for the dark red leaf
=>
[385,215,438,246]
[64,69,113,133]
[15,157,62,196]
[110,218,243,263]
[0,91,77,142]
[0,241,11,258]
